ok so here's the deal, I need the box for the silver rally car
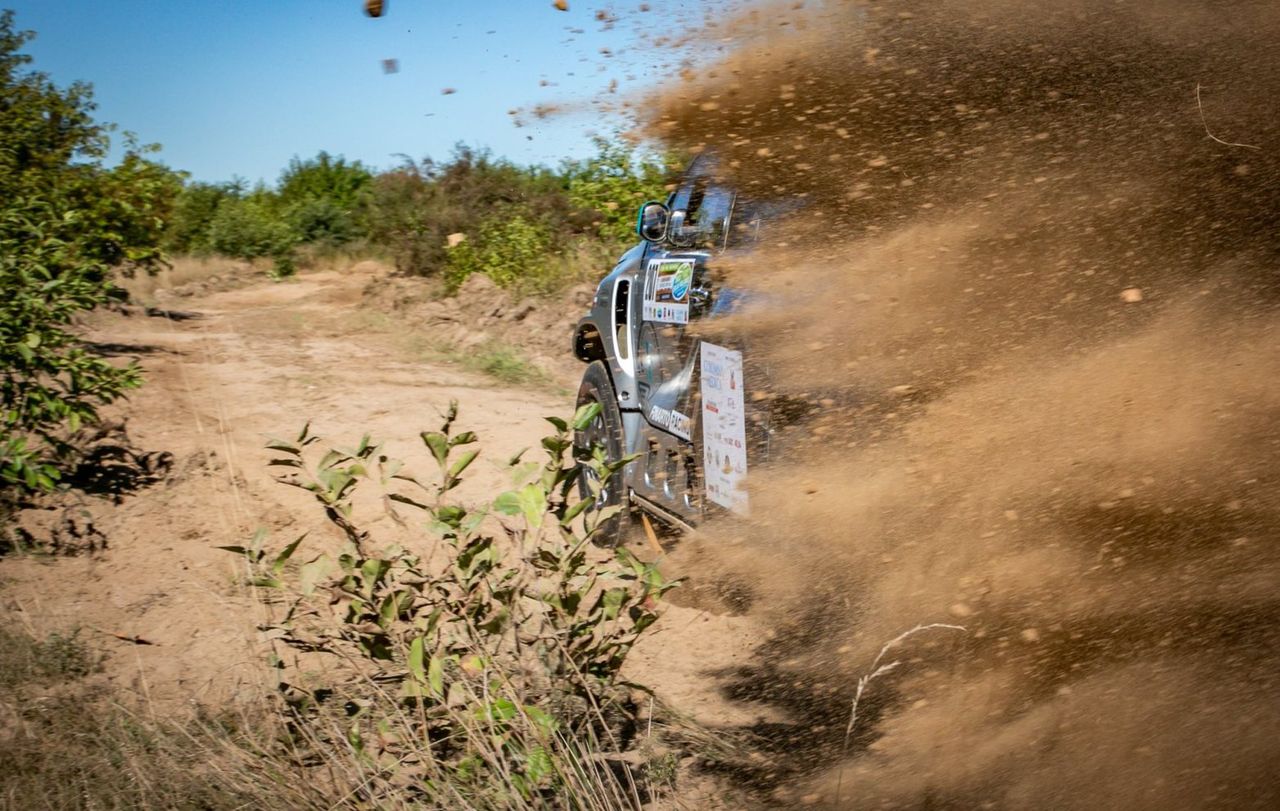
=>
[571,156,769,544]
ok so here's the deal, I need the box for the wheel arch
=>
[573,320,607,364]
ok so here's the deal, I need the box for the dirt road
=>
[2,263,760,727]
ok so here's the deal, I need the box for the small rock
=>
[1120,287,1143,303]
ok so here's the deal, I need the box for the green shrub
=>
[0,11,173,494]
[164,180,243,254]
[278,151,372,247]
[0,204,145,491]
[444,210,555,292]
[285,196,362,246]
[231,403,677,807]
[563,137,669,245]
[207,198,297,276]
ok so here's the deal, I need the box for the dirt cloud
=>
[646,1,1280,807]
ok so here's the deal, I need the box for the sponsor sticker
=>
[643,259,693,324]
[648,404,692,440]
[700,341,749,516]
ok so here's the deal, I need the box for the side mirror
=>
[636,201,669,242]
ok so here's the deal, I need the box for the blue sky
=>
[6,1,678,183]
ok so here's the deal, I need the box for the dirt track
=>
[1,263,760,730]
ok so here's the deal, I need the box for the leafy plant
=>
[207,197,297,276]
[231,403,676,807]
[164,180,243,255]
[444,210,554,292]
[0,204,145,491]
[562,137,670,245]
[0,12,175,494]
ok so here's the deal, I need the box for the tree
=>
[0,11,177,493]
[277,151,372,245]
[164,180,242,254]
[563,137,669,244]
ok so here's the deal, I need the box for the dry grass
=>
[0,625,332,811]
[116,255,254,305]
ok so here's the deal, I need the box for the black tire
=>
[574,360,630,547]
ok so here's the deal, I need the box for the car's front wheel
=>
[574,360,629,547]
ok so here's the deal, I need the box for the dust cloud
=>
[646,1,1280,807]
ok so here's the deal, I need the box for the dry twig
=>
[833,622,967,804]
[1196,83,1261,151]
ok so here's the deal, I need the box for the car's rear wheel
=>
[575,360,629,547]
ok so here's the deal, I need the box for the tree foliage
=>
[562,137,669,244]
[0,11,177,493]
[164,180,241,254]
[159,136,671,293]
[364,141,669,290]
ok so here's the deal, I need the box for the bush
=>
[278,151,372,247]
[563,138,669,245]
[0,204,145,491]
[0,11,174,494]
[231,403,677,807]
[363,141,667,292]
[285,196,362,246]
[444,210,555,292]
[207,198,297,275]
[164,180,243,255]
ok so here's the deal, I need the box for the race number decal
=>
[700,341,749,516]
[643,259,693,324]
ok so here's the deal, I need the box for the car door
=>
[635,161,736,442]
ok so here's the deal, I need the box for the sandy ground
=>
[0,262,764,730]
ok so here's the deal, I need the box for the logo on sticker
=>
[670,264,693,302]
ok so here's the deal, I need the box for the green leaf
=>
[602,587,627,620]
[526,745,553,784]
[572,401,604,431]
[518,483,547,529]
[450,430,477,447]
[359,558,391,598]
[427,654,445,698]
[388,492,431,511]
[408,636,426,687]
[447,449,479,480]
[272,534,305,575]
[523,706,559,736]
[560,498,592,525]
[436,504,466,528]
[421,431,448,468]
[493,490,522,516]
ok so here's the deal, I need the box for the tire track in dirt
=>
[1,265,766,745]
[2,266,577,708]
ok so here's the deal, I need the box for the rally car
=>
[571,156,774,543]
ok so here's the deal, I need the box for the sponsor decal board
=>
[699,341,748,516]
[642,259,694,324]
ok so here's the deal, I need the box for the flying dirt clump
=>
[646,0,1280,807]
